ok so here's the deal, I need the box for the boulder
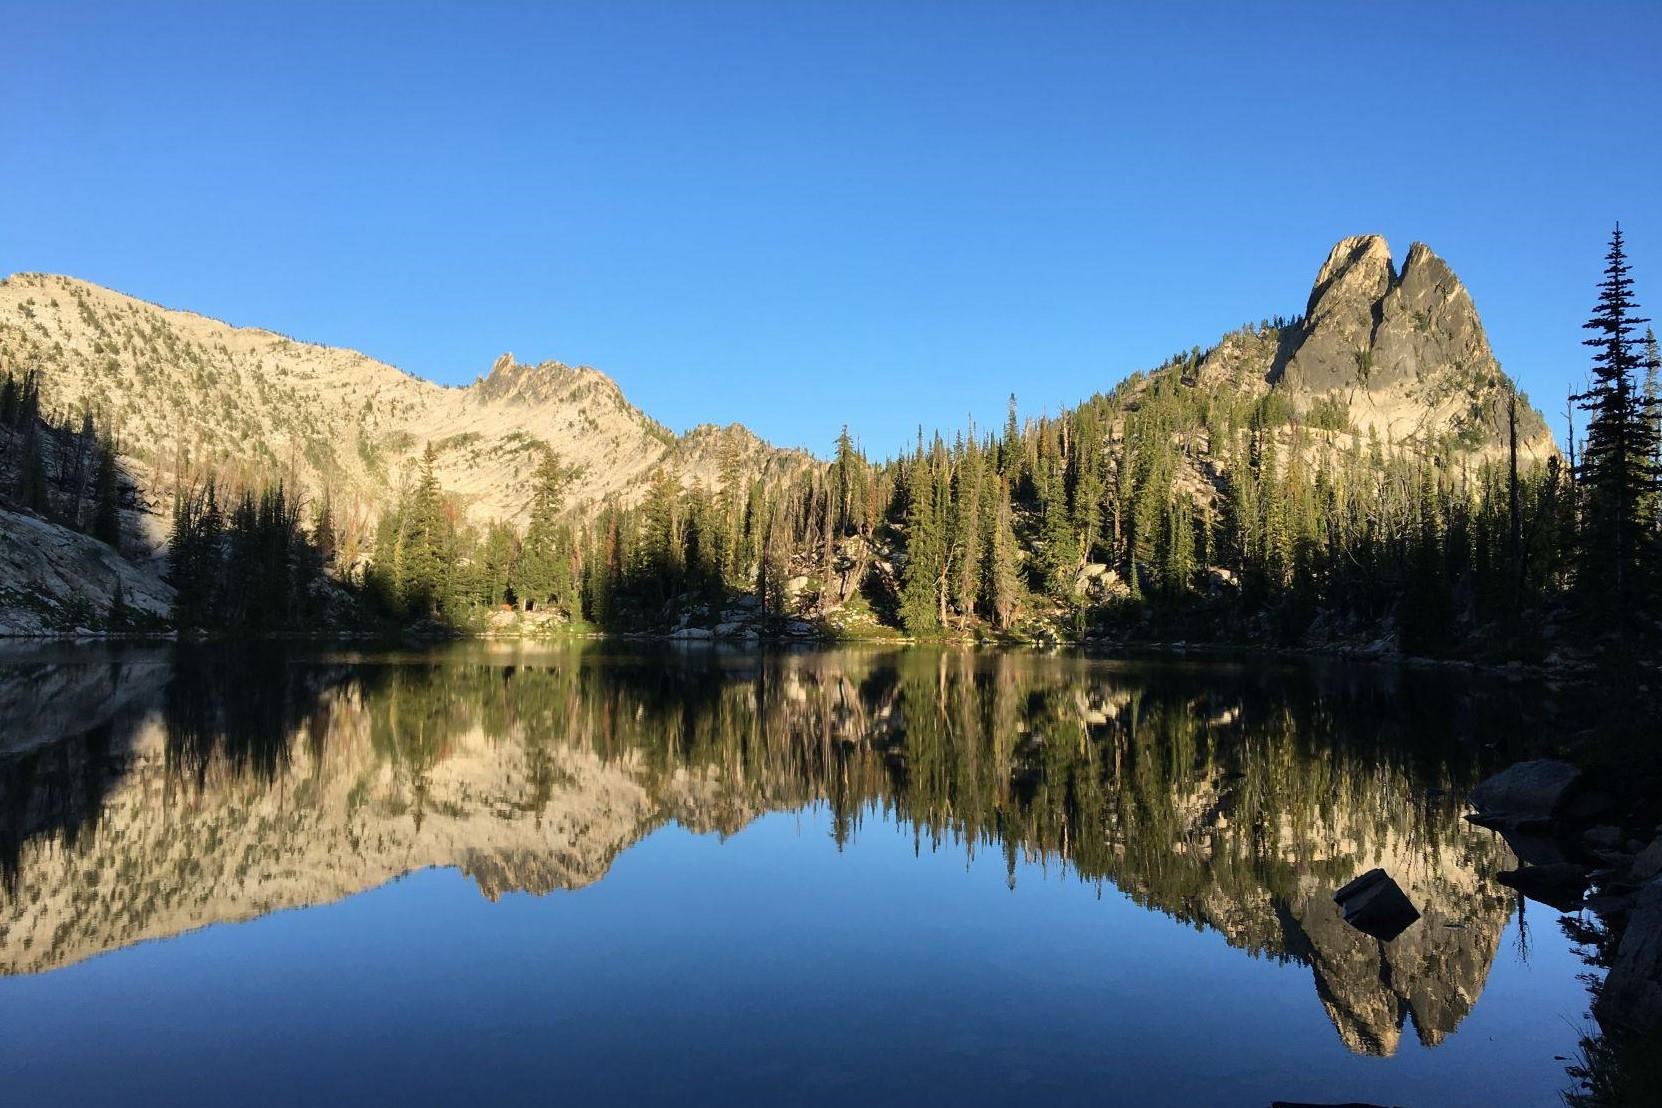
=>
[668,627,712,641]
[1599,875,1662,1034]
[1584,825,1626,852]
[1468,759,1583,827]
[1333,868,1420,941]
[1495,863,1590,911]
[1635,838,1662,883]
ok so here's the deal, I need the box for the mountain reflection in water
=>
[1,643,1545,1063]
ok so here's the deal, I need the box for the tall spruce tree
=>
[982,476,1018,630]
[900,439,944,633]
[400,445,453,618]
[513,450,574,612]
[91,437,122,549]
[1574,225,1658,625]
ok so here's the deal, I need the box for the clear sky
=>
[5,2,1659,458]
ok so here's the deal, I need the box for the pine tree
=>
[313,493,338,571]
[1000,394,1023,481]
[1574,225,1658,625]
[91,437,122,550]
[639,466,681,610]
[16,429,47,513]
[900,440,944,633]
[831,425,865,535]
[479,522,516,608]
[1642,327,1662,536]
[513,450,574,613]
[1160,498,1195,598]
[0,370,18,429]
[169,481,224,628]
[1071,407,1107,562]
[982,476,1018,630]
[400,445,453,618]
[949,429,985,619]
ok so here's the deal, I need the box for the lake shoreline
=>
[0,622,1619,689]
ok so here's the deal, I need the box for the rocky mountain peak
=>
[469,353,625,411]
[1274,235,1552,457]
[1306,233,1395,321]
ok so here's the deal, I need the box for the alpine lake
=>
[0,642,1601,1106]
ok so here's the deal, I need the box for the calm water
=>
[0,642,1596,1106]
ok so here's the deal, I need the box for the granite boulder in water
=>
[1333,868,1421,941]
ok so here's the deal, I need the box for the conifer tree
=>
[91,437,121,550]
[479,522,516,608]
[169,481,223,628]
[1574,225,1658,623]
[900,441,944,633]
[15,424,48,513]
[400,445,454,618]
[514,450,575,613]
[0,370,18,429]
[1643,327,1662,535]
[832,425,865,535]
[982,476,1018,630]
[313,493,338,571]
[949,430,985,618]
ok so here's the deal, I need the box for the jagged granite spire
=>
[1271,235,1553,456]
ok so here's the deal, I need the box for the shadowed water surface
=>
[0,642,1594,1105]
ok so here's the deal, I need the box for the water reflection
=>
[0,643,1539,1058]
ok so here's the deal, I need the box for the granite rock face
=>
[1600,876,1662,1034]
[0,508,173,636]
[1272,235,1554,457]
[1282,234,1397,393]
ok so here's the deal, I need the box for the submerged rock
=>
[1333,869,1421,941]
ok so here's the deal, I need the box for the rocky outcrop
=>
[1600,876,1662,1034]
[1284,234,1398,393]
[0,275,809,539]
[1273,235,1553,458]
[0,509,172,635]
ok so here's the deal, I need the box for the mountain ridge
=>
[0,272,813,555]
[0,235,1565,640]
[0,234,1555,557]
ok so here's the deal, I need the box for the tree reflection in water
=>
[0,642,1556,1057]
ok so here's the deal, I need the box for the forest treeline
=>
[320,228,1658,661]
[87,228,1659,661]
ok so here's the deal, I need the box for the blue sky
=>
[5,2,1659,457]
